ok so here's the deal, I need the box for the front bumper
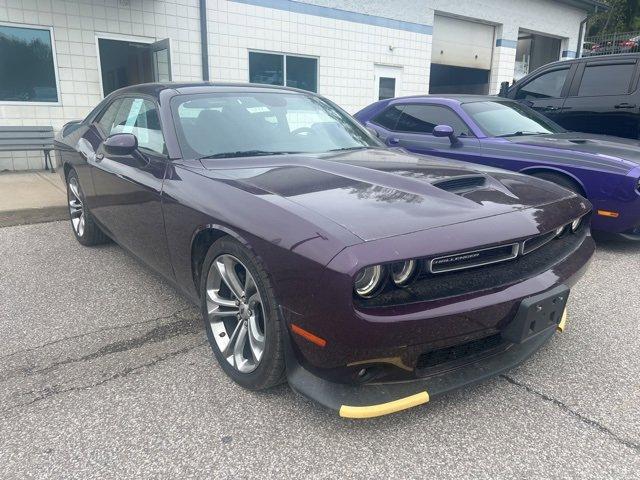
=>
[286,310,565,418]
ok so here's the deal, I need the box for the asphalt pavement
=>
[0,221,638,479]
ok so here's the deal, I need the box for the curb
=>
[0,206,68,228]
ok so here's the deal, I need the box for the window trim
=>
[373,102,475,137]
[0,21,62,106]
[514,65,574,101]
[247,49,319,92]
[93,93,169,158]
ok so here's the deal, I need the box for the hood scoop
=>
[568,139,588,144]
[432,175,486,194]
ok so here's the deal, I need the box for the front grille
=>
[416,334,503,370]
[432,175,486,193]
[430,243,519,273]
[355,226,587,308]
[522,230,556,255]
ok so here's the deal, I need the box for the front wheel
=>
[66,169,109,246]
[530,171,583,196]
[200,237,286,390]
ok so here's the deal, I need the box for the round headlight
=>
[391,260,417,286]
[354,265,384,298]
[556,225,567,237]
[571,217,581,232]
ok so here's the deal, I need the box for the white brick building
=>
[0,0,603,170]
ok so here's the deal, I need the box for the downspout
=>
[199,0,210,80]
[578,5,603,59]
[577,17,587,58]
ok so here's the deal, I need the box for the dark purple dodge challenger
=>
[56,83,594,418]
[356,95,640,240]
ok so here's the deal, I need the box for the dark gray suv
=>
[503,53,640,140]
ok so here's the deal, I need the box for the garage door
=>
[432,15,494,69]
[430,15,495,94]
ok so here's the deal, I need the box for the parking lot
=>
[1,220,639,479]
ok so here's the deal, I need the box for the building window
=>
[249,52,317,92]
[0,24,58,102]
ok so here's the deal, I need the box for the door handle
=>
[614,103,636,109]
[388,137,400,145]
[543,106,560,111]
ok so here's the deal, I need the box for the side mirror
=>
[103,133,138,156]
[433,124,462,147]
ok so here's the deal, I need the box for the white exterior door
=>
[374,65,402,102]
[151,38,172,82]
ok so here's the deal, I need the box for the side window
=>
[372,105,403,129]
[96,99,123,135]
[515,69,569,100]
[396,104,472,136]
[112,98,166,155]
[578,63,636,97]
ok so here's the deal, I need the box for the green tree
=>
[588,0,640,35]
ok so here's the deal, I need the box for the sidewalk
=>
[0,171,68,227]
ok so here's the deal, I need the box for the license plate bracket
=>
[502,285,570,344]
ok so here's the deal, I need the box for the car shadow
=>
[593,232,640,253]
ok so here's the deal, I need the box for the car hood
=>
[503,132,640,169]
[199,148,578,241]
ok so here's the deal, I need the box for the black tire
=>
[66,169,110,246]
[200,237,286,390]
[530,171,583,196]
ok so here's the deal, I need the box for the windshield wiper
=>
[497,131,548,137]
[326,146,370,152]
[199,150,298,159]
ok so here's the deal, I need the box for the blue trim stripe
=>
[562,50,577,58]
[496,38,517,48]
[230,0,433,35]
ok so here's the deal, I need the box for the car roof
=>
[108,82,312,98]
[386,94,512,105]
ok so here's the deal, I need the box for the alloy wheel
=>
[68,176,85,237]
[205,254,266,373]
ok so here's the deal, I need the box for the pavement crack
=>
[28,313,202,377]
[501,374,640,453]
[0,306,195,361]
[1,341,207,415]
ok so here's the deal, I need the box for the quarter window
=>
[110,98,166,155]
[395,105,471,136]
[249,52,317,93]
[96,99,123,135]
[0,25,58,102]
[578,63,636,96]
[515,68,569,100]
[372,105,403,130]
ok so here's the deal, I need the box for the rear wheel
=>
[200,237,285,390]
[66,169,109,246]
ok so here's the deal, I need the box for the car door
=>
[560,58,640,139]
[84,95,174,279]
[512,64,575,123]
[371,103,481,161]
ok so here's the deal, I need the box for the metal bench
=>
[0,126,55,171]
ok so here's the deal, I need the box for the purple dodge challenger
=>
[55,83,594,418]
[355,95,640,240]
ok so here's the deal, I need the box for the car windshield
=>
[461,100,565,137]
[171,91,379,158]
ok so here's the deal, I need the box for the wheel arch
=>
[519,166,587,197]
[190,224,252,297]
[63,161,73,180]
